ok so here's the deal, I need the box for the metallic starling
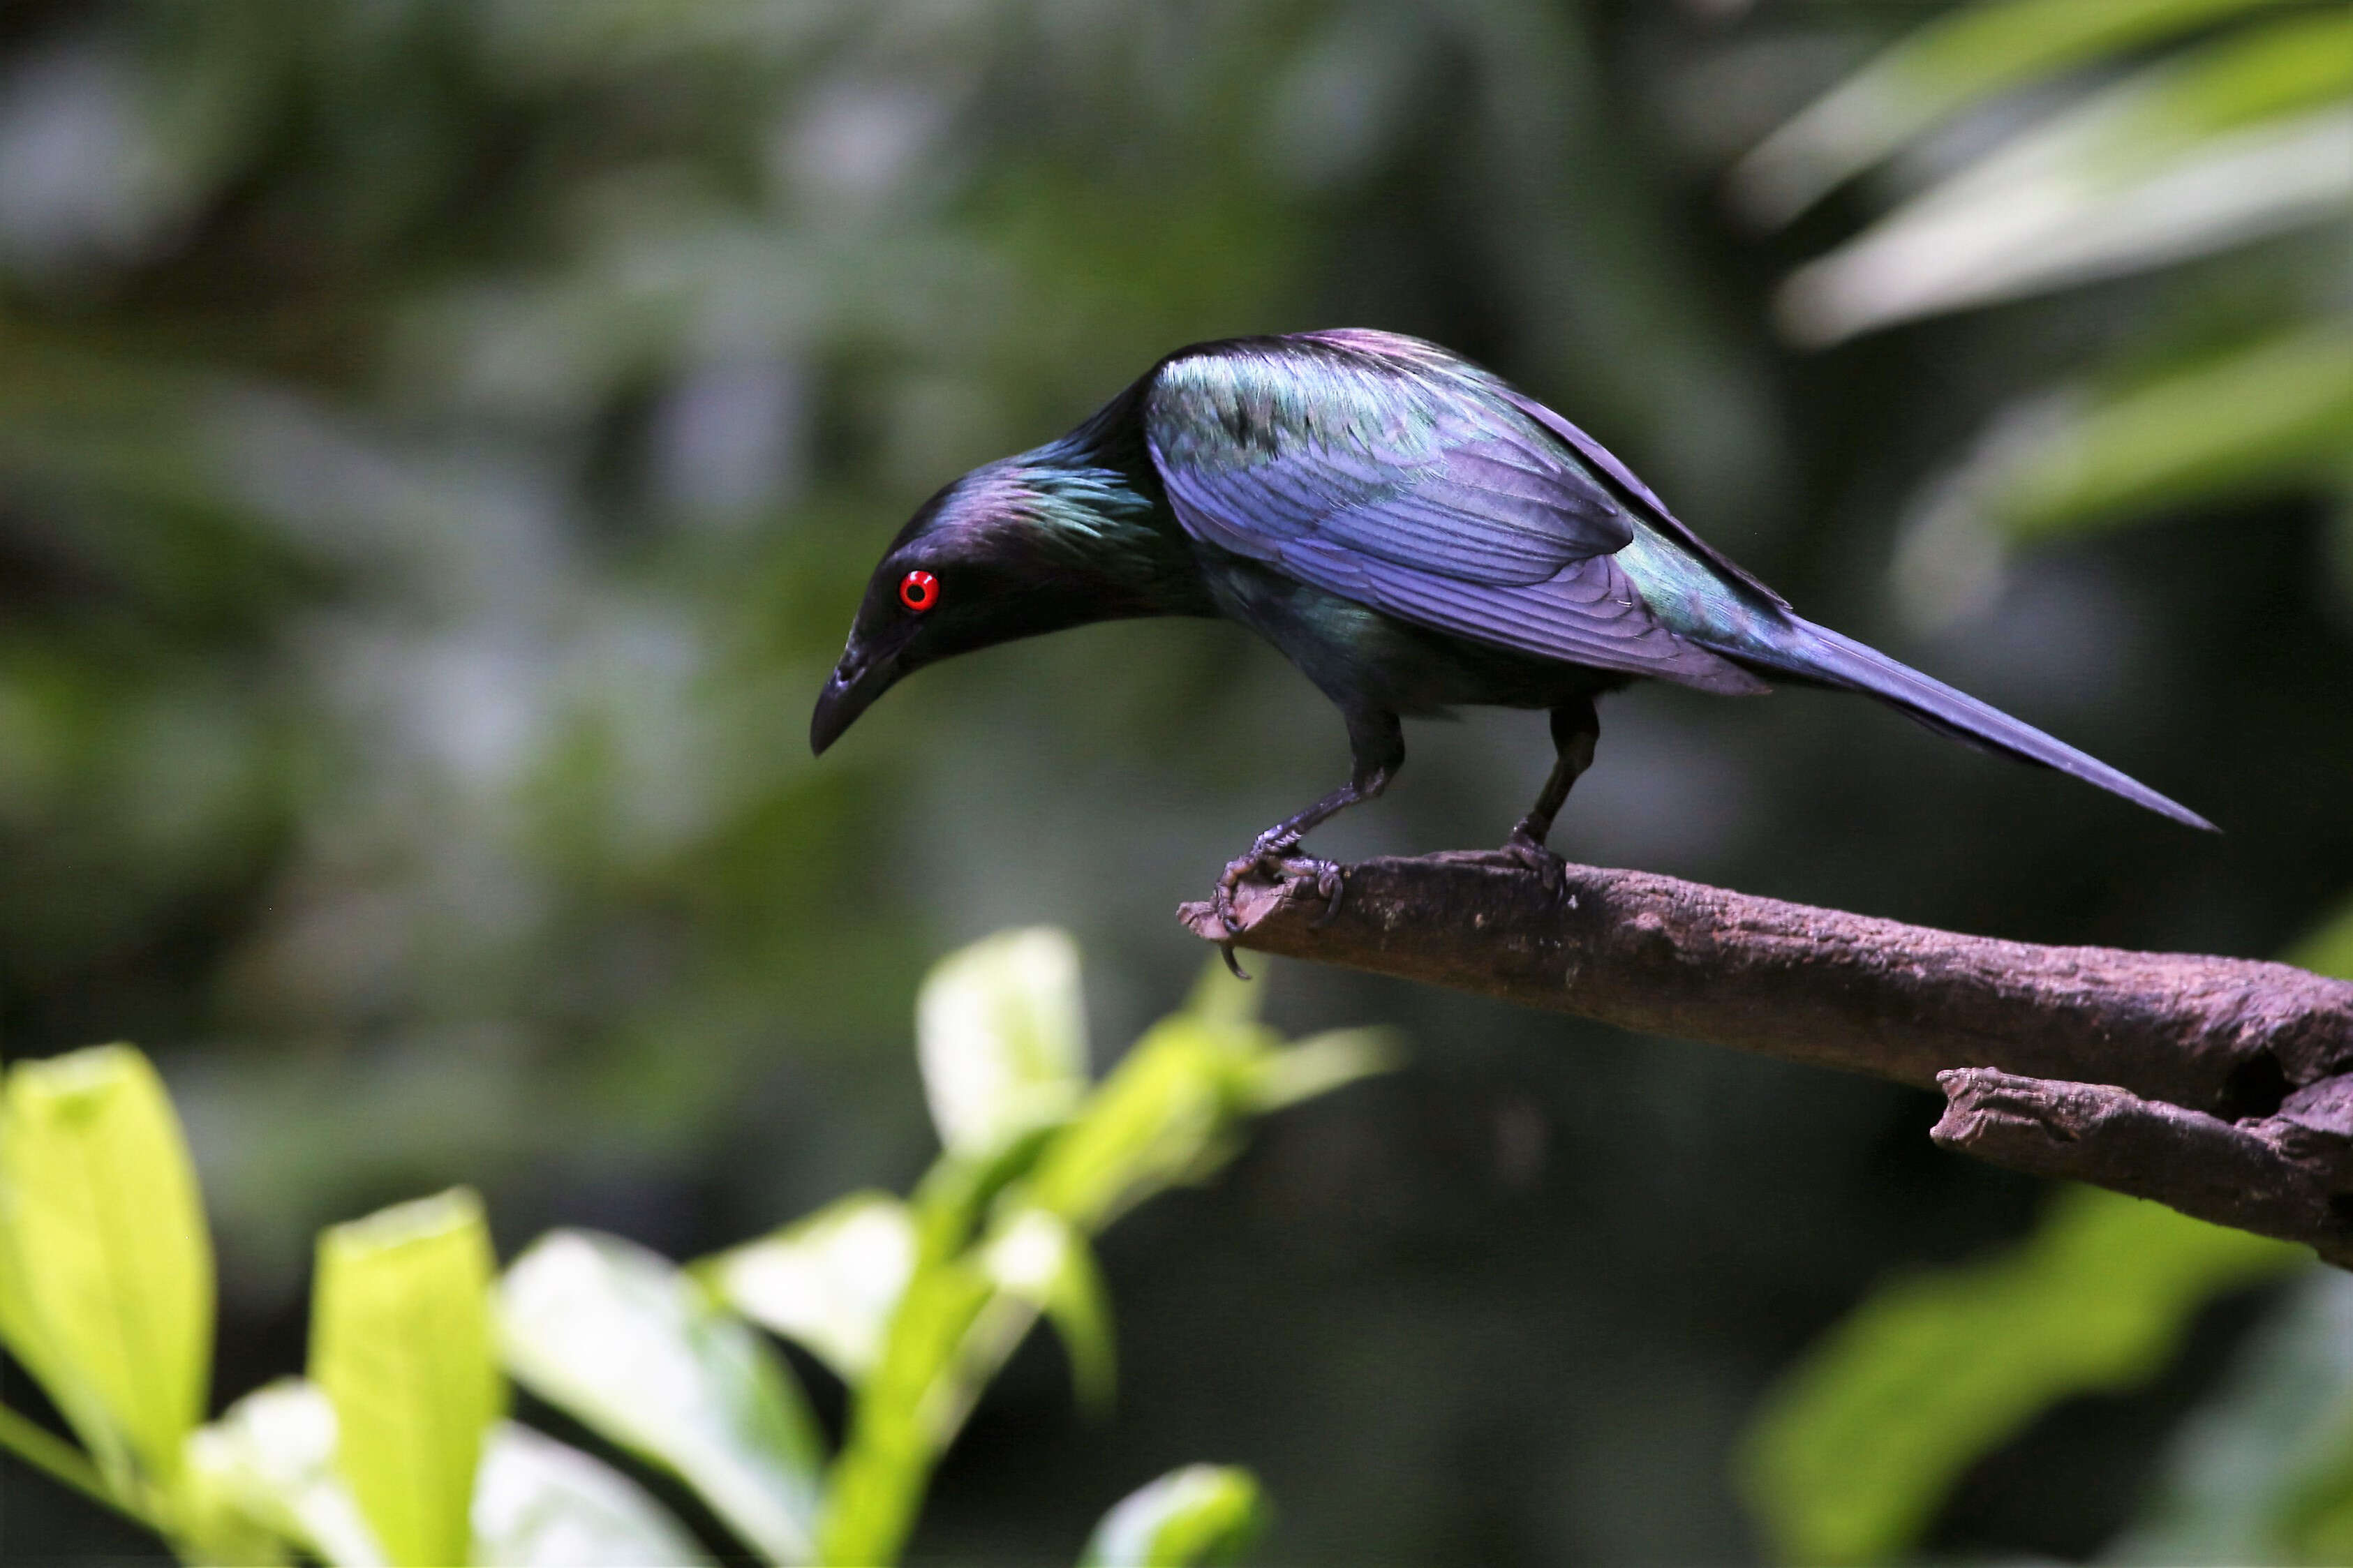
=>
[812,330,2210,928]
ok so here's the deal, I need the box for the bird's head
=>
[810,453,1173,754]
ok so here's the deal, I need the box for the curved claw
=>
[1211,825,1352,953]
[1494,823,1571,899]
[1499,820,1564,869]
[1307,860,1346,927]
[1212,828,1300,934]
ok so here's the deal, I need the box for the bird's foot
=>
[1212,830,1346,946]
[1499,819,1566,879]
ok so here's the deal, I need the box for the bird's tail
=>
[1719,617,2214,830]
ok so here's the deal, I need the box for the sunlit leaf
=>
[0,1044,211,1491]
[1241,1028,1398,1114]
[1741,1185,2306,1567]
[1892,326,2353,627]
[1021,1020,1235,1232]
[177,1474,296,1568]
[183,1379,385,1568]
[1078,1465,1268,1568]
[699,1190,917,1382]
[1987,326,2350,537]
[311,1189,501,1568]
[471,1421,711,1568]
[1732,0,2276,225]
[907,1123,1065,1266]
[1179,953,1263,1030]
[817,1257,997,1568]
[498,1230,822,1565]
[916,927,1089,1159]
[1778,93,2352,345]
[983,1208,1115,1415]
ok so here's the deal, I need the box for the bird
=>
[811,329,2211,931]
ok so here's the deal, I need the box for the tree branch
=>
[1178,853,2353,1263]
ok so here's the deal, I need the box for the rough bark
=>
[1177,853,2353,1262]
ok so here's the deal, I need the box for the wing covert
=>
[1145,335,1767,694]
[1145,341,1633,587]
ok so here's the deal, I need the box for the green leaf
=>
[1893,326,2353,622]
[0,1044,212,1492]
[311,1188,501,1568]
[1078,1465,1268,1567]
[1776,13,2353,345]
[471,1421,712,1568]
[817,1214,1120,1565]
[983,1209,1116,1416]
[1732,0,2277,225]
[917,927,1089,1158]
[1178,952,1263,1030]
[498,1229,823,1565]
[1022,1015,1263,1232]
[1740,1185,2306,1567]
[815,959,1383,1568]
[2288,895,2353,981]
[817,1257,997,1568]
[698,1191,917,1383]
[1240,1028,1399,1114]
[182,1379,386,1568]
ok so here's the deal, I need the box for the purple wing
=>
[1145,333,1767,694]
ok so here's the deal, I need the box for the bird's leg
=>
[1504,697,1599,870]
[1214,710,1402,940]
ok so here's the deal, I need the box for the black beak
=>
[810,648,895,755]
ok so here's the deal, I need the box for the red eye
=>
[898,570,939,613]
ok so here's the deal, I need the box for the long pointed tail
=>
[1721,618,2215,831]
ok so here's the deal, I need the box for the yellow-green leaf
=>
[1178,952,1263,1030]
[1079,1465,1268,1567]
[0,1044,212,1491]
[471,1422,711,1568]
[311,1189,500,1568]
[699,1190,916,1382]
[1742,1185,2306,1566]
[815,1257,996,1568]
[917,927,1089,1158]
[499,1230,822,1565]
[1242,1028,1399,1114]
[983,1209,1115,1416]
[2289,895,2353,981]
[183,1378,386,1568]
[1023,1020,1233,1232]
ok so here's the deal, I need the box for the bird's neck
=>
[1000,432,1211,620]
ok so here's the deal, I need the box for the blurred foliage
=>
[2290,898,2353,983]
[0,0,2346,1562]
[2110,1270,2353,1567]
[1736,13,2353,1565]
[1741,1187,2305,1566]
[1078,1463,1268,1568]
[1735,0,2352,627]
[0,929,1379,1565]
[1756,891,2353,1568]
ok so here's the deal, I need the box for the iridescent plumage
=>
[814,329,2209,916]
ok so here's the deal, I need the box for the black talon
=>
[1311,862,1346,927]
[1499,824,1566,874]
